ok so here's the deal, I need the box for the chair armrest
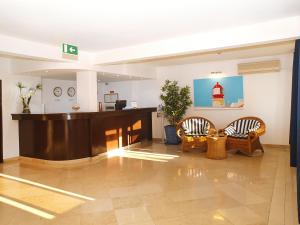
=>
[176,127,185,138]
[208,128,217,136]
[248,131,258,140]
[255,127,265,136]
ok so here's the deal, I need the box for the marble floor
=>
[0,142,297,225]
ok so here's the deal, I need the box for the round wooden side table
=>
[206,135,227,159]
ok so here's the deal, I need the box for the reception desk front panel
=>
[12,108,156,161]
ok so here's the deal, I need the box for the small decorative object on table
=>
[17,82,42,114]
[72,104,80,111]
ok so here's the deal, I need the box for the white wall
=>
[97,54,293,145]
[42,78,77,113]
[98,79,160,108]
[1,73,42,159]
[76,71,98,112]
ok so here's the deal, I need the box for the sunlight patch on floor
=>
[107,148,179,162]
[0,173,96,219]
[0,196,55,220]
[0,173,95,201]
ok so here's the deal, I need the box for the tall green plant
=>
[160,80,192,125]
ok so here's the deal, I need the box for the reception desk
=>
[12,108,156,161]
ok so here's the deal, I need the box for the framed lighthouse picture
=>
[193,75,244,109]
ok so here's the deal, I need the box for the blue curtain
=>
[290,39,300,222]
[290,40,300,167]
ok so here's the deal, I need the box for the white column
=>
[76,71,98,112]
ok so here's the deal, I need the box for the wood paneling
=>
[12,108,156,161]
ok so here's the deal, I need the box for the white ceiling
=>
[140,41,295,66]
[0,0,299,52]
[31,70,148,82]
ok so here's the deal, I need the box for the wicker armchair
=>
[176,117,216,151]
[219,117,266,156]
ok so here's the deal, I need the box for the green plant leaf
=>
[160,80,192,125]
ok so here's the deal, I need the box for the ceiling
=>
[31,70,148,82]
[0,0,299,52]
[139,41,295,66]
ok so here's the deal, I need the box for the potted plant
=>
[160,80,192,144]
[17,82,42,113]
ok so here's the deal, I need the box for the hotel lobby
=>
[0,0,300,225]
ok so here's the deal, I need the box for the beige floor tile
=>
[246,203,270,222]
[154,211,234,225]
[167,186,216,202]
[43,214,81,225]
[73,198,113,213]
[115,206,153,225]
[112,196,144,209]
[79,211,118,225]
[218,183,267,205]
[109,186,138,198]
[218,206,264,225]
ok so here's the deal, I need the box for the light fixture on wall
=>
[210,71,222,75]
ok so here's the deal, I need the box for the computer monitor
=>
[115,100,127,110]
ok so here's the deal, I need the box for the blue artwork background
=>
[193,76,244,107]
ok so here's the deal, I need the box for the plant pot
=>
[22,106,31,114]
[164,125,180,145]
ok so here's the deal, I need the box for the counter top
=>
[12,107,157,120]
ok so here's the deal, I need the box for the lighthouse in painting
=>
[212,82,225,107]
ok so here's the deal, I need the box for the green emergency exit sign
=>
[62,43,78,55]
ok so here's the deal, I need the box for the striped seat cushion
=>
[182,118,210,136]
[224,119,261,138]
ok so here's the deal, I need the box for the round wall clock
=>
[67,87,76,97]
[53,87,62,97]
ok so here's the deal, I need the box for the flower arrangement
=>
[17,82,42,113]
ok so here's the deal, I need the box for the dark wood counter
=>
[12,108,156,161]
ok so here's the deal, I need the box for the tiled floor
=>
[0,142,297,225]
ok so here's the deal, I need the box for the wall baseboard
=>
[152,138,165,143]
[3,156,20,162]
[152,140,290,149]
[262,144,290,149]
